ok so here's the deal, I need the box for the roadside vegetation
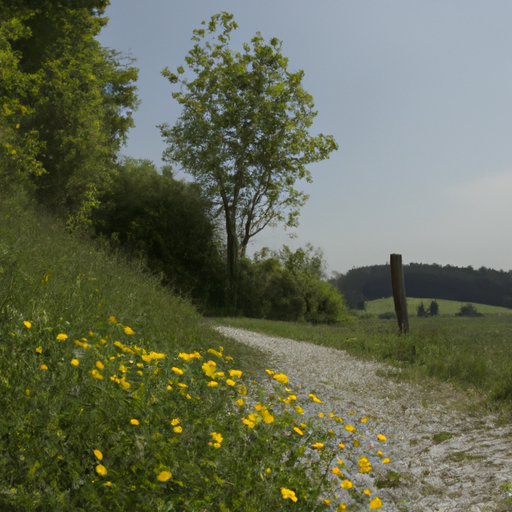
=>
[1,193,389,511]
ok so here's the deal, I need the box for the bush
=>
[455,303,483,317]
[238,246,351,324]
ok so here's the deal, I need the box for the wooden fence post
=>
[390,253,409,334]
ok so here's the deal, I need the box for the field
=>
[361,297,512,317]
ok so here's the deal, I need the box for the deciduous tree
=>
[159,12,337,303]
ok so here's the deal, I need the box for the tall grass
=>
[213,315,512,408]
[0,192,390,511]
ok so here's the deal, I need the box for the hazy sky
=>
[97,1,512,275]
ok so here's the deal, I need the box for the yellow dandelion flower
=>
[120,379,130,389]
[229,369,242,378]
[369,496,383,509]
[35,346,43,354]
[202,360,217,377]
[336,504,347,512]
[361,416,369,423]
[312,442,324,449]
[109,316,117,324]
[236,398,244,406]
[173,426,183,433]
[266,468,271,473]
[71,359,79,367]
[377,434,387,441]
[272,373,288,384]
[210,432,223,444]
[353,438,360,447]
[207,381,218,387]
[177,383,188,388]
[319,412,324,418]
[226,379,236,386]
[377,450,383,456]
[40,364,48,370]
[263,410,274,424]
[238,384,248,395]
[91,369,104,380]
[130,419,139,425]
[364,488,371,496]
[308,393,322,403]
[157,470,172,482]
[293,427,304,436]
[295,405,304,415]
[124,326,134,335]
[242,417,256,429]
[332,467,343,477]
[104,481,111,486]
[338,442,345,449]
[340,479,353,489]
[171,367,184,375]
[166,385,172,390]
[96,361,105,370]
[93,449,103,461]
[24,321,32,329]
[225,355,233,361]
[344,424,355,432]
[171,418,180,425]
[96,464,107,476]
[324,499,331,504]
[265,369,275,375]
[207,348,223,358]
[281,487,298,502]
[382,458,391,464]
[56,333,68,341]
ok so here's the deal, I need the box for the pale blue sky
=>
[97,1,512,274]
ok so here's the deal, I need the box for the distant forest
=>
[330,263,512,310]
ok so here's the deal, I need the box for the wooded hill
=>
[331,263,512,310]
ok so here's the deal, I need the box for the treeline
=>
[331,263,512,310]
[1,2,348,323]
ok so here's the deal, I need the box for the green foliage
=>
[91,157,226,309]
[416,303,426,317]
[0,192,387,511]
[1,1,138,223]
[428,300,439,316]
[456,303,483,317]
[238,245,351,323]
[159,11,338,289]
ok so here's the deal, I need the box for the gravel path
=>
[215,326,512,512]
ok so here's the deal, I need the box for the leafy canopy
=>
[159,12,338,269]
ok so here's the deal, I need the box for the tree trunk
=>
[225,213,239,312]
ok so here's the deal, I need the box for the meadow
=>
[0,192,388,511]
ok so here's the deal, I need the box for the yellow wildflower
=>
[338,442,345,449]
[124,326,134,335]
[71,359,79,367]
[91,369,104,380]
[207,381,218,387]
[340,479,353,489]
[202,360,217,377]
[369,496,383,509]
[130,419,139,425]
[226,379,236,386]
[96,464,107,476]
[265,369,275,375]
[281,487,298,502]
[229,369,242,378]
[361,416,369,423]
[273,373,288,384]
[35,346,43,354]
[382,458,391,464]
[236,398,244,406]
[40,364,48,371]
[344,424,355,432]
[56,333,68,341]
[332,467,343,477]
[364,488,371,496]
[308,393,322,403]
[96,361,105,370]
[23,321,32,329]
[293,427,304,436]
[171,367,184,375]
[262,410,274,424]
[157,470,172,482]
[109,316,117,324]
[207,348,223,358]
[93,450,103,461]
[377,434,387,441]
[178,351,201,361]
[312,442,324,449]
[295,405,304,415]
[173,426,183,433]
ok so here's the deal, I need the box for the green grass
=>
[213,315,512,409]
[0,191,389,511]
[362,297,512,317]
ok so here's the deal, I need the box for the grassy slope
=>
[363,297,512,316]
